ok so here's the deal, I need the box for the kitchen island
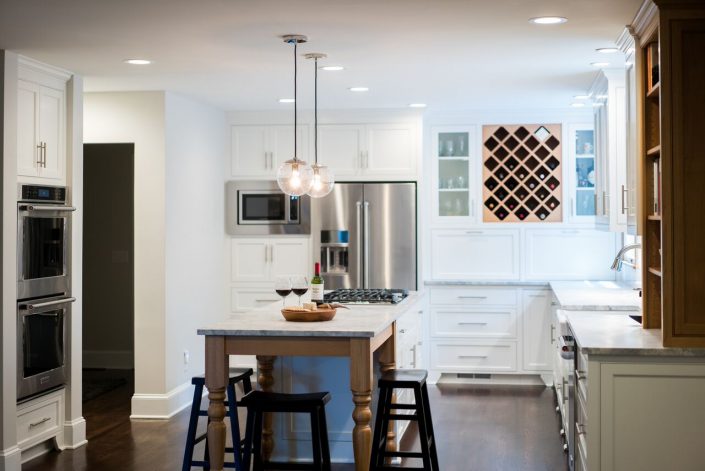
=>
[197,291,424,471]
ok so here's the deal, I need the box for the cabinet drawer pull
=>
[457,296,487,299]
[399,329,407,334]
[29,417,51,428]
[457,355,487,359]
[528,294,547,297]
[36,143,43,166]
[457,322,487,326]
[255,299,279,303]
[575,369,587,381]
[465,231,483,234]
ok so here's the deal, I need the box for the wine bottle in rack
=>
[311,262,324,304]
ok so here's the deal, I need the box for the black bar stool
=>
[241,390,332,471]
[182,367,254,470]
[370,369,440,471]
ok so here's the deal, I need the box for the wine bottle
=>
[311,262,324,304]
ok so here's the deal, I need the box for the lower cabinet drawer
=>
[430,287,518,306]
[431,341,517,372]
[230,287,279,312]
[431,308,517,338]
[17,393,61,447]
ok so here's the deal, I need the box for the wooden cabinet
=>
[590,69,627,232]
[230,124,308,178]
[229,237,310,312]
[17,78,66,182]
[521,290,552,371]
[430,229,520,281]
[523,229,617,280]
[316,122,417,179]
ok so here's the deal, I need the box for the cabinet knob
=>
[560,428,565,437]
[563,443,569,452]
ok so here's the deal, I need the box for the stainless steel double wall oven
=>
[17,184,75,400]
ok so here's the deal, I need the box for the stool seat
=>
[379,369,428,387]
[241,390,331,411]
[191,367,254,386]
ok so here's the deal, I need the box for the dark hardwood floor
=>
[25,376,568,471]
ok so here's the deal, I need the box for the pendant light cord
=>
[294,40,298,161]
[314,57,318,165]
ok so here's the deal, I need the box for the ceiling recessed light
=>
[591,62,610,67]
[596,47,619,54]
[278,98,295,103]
[409,103,427,108]
[124,59,152,65]
[570,102,586,108]
[529,16,568,25]
[349,87,369,92]
[573,94,590,100]
[320,66,344,71]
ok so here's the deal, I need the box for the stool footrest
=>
[382,451,424,459]
[384,413,418,421]
[387,403,417,410]
[261,461,330,470]
[190,460,239,469]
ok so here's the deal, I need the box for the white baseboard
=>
[0,446,22,471]
[83,349,134,369]
[63,417,88,449]
[130,381,197,420]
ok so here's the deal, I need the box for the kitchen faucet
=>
[610,243,641,271]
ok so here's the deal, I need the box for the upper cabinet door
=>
[365,123,416,176]
[231,238,269,283]
[17,80,40,177]
[432,126,476,223]
[270,239,310,279]
[270,124,309,170]
[318,124,364,178]
[567,124,596,222]
[37,86,65,180]
[231,125,269,177]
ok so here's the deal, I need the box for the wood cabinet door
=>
[37,86,65,180]
[365,123,416,176]
[430,229,520,280]
[231,125,269,177]
[231,238,269,283]
[17,80,40,177]
[522,290,552,371]
[317,124,363,178]
[270,238,310,279]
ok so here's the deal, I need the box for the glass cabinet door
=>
[434,127,474,220]
[569,124,596,220]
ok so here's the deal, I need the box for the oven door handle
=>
[19,205,77,212]
[21,297,76,311]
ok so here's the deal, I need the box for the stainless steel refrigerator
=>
[311,182,417,290]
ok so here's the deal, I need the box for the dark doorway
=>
[82,143,135,407]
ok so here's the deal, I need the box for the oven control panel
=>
[18,185,67,203]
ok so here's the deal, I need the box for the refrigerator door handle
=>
[363,201,370,288]
[356,201,363,288]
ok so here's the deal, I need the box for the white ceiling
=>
[0,0,641,111]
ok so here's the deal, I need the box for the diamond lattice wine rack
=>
[482,124,563,223]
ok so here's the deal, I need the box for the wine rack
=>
[482,124,563,223]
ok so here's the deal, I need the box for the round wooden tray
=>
[281,308,337,322]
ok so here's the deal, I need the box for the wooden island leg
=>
[350,339,373,471]
[256,355,276,462]
[206,336,228,471]
[378,332,397,459]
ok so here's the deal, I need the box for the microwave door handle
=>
[20,205,77,212]
[363,201,370,289]
[21,297,76,311]
[356,201,363,288]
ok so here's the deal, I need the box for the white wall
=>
[83,91,228,417]
[164,92,227,393]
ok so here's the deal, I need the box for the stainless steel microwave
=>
[226,181,310,235]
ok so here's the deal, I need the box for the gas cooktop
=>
[323,289,409,304]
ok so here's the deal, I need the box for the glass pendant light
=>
[305,52,335,198]
[276,35,313,196]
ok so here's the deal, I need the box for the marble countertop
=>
[198,291,423,338]
[550,280,642,311]
[566,312,705,357]
[425,280,549,287]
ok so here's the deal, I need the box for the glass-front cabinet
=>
[433,126,476,222]
[568,124,596,221]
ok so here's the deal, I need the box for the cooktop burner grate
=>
[324,289,408,304]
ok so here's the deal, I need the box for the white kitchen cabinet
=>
[620,31,639,235]
[567,124,597,221]
[590,69,627,232]
[230,287,283,312]
[521,290,552,371]
[17,79,66,182]
[431,126,477,223]
[316,122,418,180]
[524,229,617,281]
[230,237,310,284]
[17,388,64,456]
[430,229,520,281]
[231,124,308,178]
